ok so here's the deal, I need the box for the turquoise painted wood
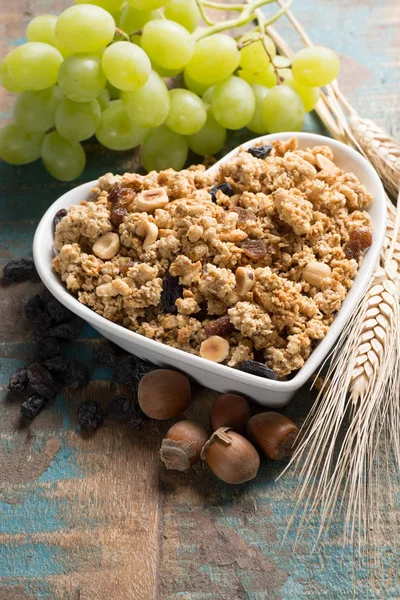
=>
[0,1,399,598]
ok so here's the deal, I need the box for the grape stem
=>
[255,5,294,84]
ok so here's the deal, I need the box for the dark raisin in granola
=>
[3,258,37,283]
[108,182,123,204]
[62,360,89,389]
[240,239,267,261]
[8,367,28,394]
[204,315,235,338]
[24,295,45,320]
[344,228,373,260]
[37,337,62,360]
[78,400,104,432]
[21,395,47,421]
[27,363,58,400]
[247,145,273,159]
[240,360,278,380]
[193,302,208,322]
[209,182,235,202]
[161,273,183,315]
[110,207,128,229]
[46,297,73,324]
[232,207,257,223]
[53,209,68,230]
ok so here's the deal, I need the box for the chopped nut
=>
[136,188,169,212]
[142,222,159,249]
[159,229,179,238]
[111,279,131,296]
[232,207,257,223]
[187,224,204,243]
[93,232,120,260]
[220,229,248,243]
[302,261,332,288]
[96,283,119,297]
[200,336,230,363]
[235,266,255,295]
[315,153,340,173]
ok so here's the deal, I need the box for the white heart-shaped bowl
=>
[33,132,387,407]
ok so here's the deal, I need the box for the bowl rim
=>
[33,132,387,393]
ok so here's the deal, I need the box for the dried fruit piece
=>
[200,336,230,363]
[232,207,257,224]
[3,257,37,282]
[93,232,120,260]
[344,228,373,260]
[108,182,123,204]
[247,144,273,159]
[46,297,72,324]
[240,360,278,380]
[41,356,67,373]
[93,341,120,367]
[8,367,28,394]
[47,321,80,340]
[62,360,89,389]
[204,315,235,338]
[302,261,332,288]
[107,395,145,428]
[113,356,135,385]
[21,395,47,421]
[161,273,183,314]
[35,311,54,336]
[235,266,255,295]
[240,238,267,260]
[78,400,104,432]
[131,358,155,385]
[110,207,127,229]
[24,295,44,320]
[209,182,235,202]
[27,363,57,399]
[37,338,62,360]
[53,208,68,230]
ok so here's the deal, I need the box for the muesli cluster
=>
[53,138,373,378]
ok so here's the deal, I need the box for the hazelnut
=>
[187,224,204,243]
[199,336,230,363]
[315,153,340,173]
[247,412,299,461]
[201,427,260,484]
[302,261,332,288]
[138,369,191,420]
[92,232,120,260]
[136,188,169,212]
[142,222,159,249]
[235,266,255,295]
[160,421,208,471]
[210,394,251,435]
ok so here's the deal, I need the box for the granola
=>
[53,138,373,378]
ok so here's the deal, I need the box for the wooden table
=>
[1,1,399,598]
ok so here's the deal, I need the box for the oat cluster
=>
[53,138,373,377]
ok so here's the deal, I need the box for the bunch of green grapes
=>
[0,0,340,181]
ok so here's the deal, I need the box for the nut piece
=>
[142,222,159,249]
[187,224,204,243]
[160,420,208,471]
[92,232,120,260]
[302,260,332,288]
[210,394,251,435]
[315,153,340,173]
[96,283,119,297]
[247,412,299,461]
[235,266,255,295]
[138,369,191,420]
[136,188,169,212]
[200,336,230,363]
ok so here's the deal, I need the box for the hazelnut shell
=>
[209,394,251,435]
[138,369,191,420]
[247,412,299,461]
[160,420,208,471]
[202,427,260,484]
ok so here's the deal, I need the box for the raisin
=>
[240,360,278,380]
[209,182,235,202]
[41,356,67,373]
[35,312,54,336]
[110,207,127,229]
[240,239,267,261]
[46,297,73,324]
[24,295,44,320]
[204,315,235,338]
[107,395,146,427]
[53,209,68,230]
[344,228,373,260]
[27,363,58,400]
[131,358,156,385]
[161,273,183,315]
[3,258,37,283]
[37,338,62,360]
[78,400,104,432]
[193,302,208,322]
[62,360,89,389]
[93,341,120,367]
[47,321,80,340]
[232,207,257,224]
[247,144,273,159]
[108,182,123,204]
[21,395,47,421]
[8,367,28,394]
[113,356,135,384]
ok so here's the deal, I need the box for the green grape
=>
[96,99,150,150]
[183,70,209,96]
[292,46,340,87]
[6,43,63,91]
[202,85,215,105]
[273,55,291,68]
[128,0,165,9]
[55,98,101,141]
[74,0,125,12]
[41,131,86,181]
[166,88,207,135]
[278,68,292,82]
[263,85,305,133]
[211,76,255,130]
[119,6,161,33]
[0,58,24,93]
[141,20,194,70]
[102,41,151,91]
[187,111,226,156]
[164,0,201,33]
[0,124,44,165]
[151,61,182,78]
[142,125,188,172]
[97,88,110,111]
[185,35,240,85]
[247,84,269,134]
[26,15,58,46]
[286,78,320,112]
[238,68,277,88]
[107,80,121,99]
[56,5,115,53]
[122,71,170,127]
[13,86,63,133]
[58,55,107,102]
[239,38,276,73]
